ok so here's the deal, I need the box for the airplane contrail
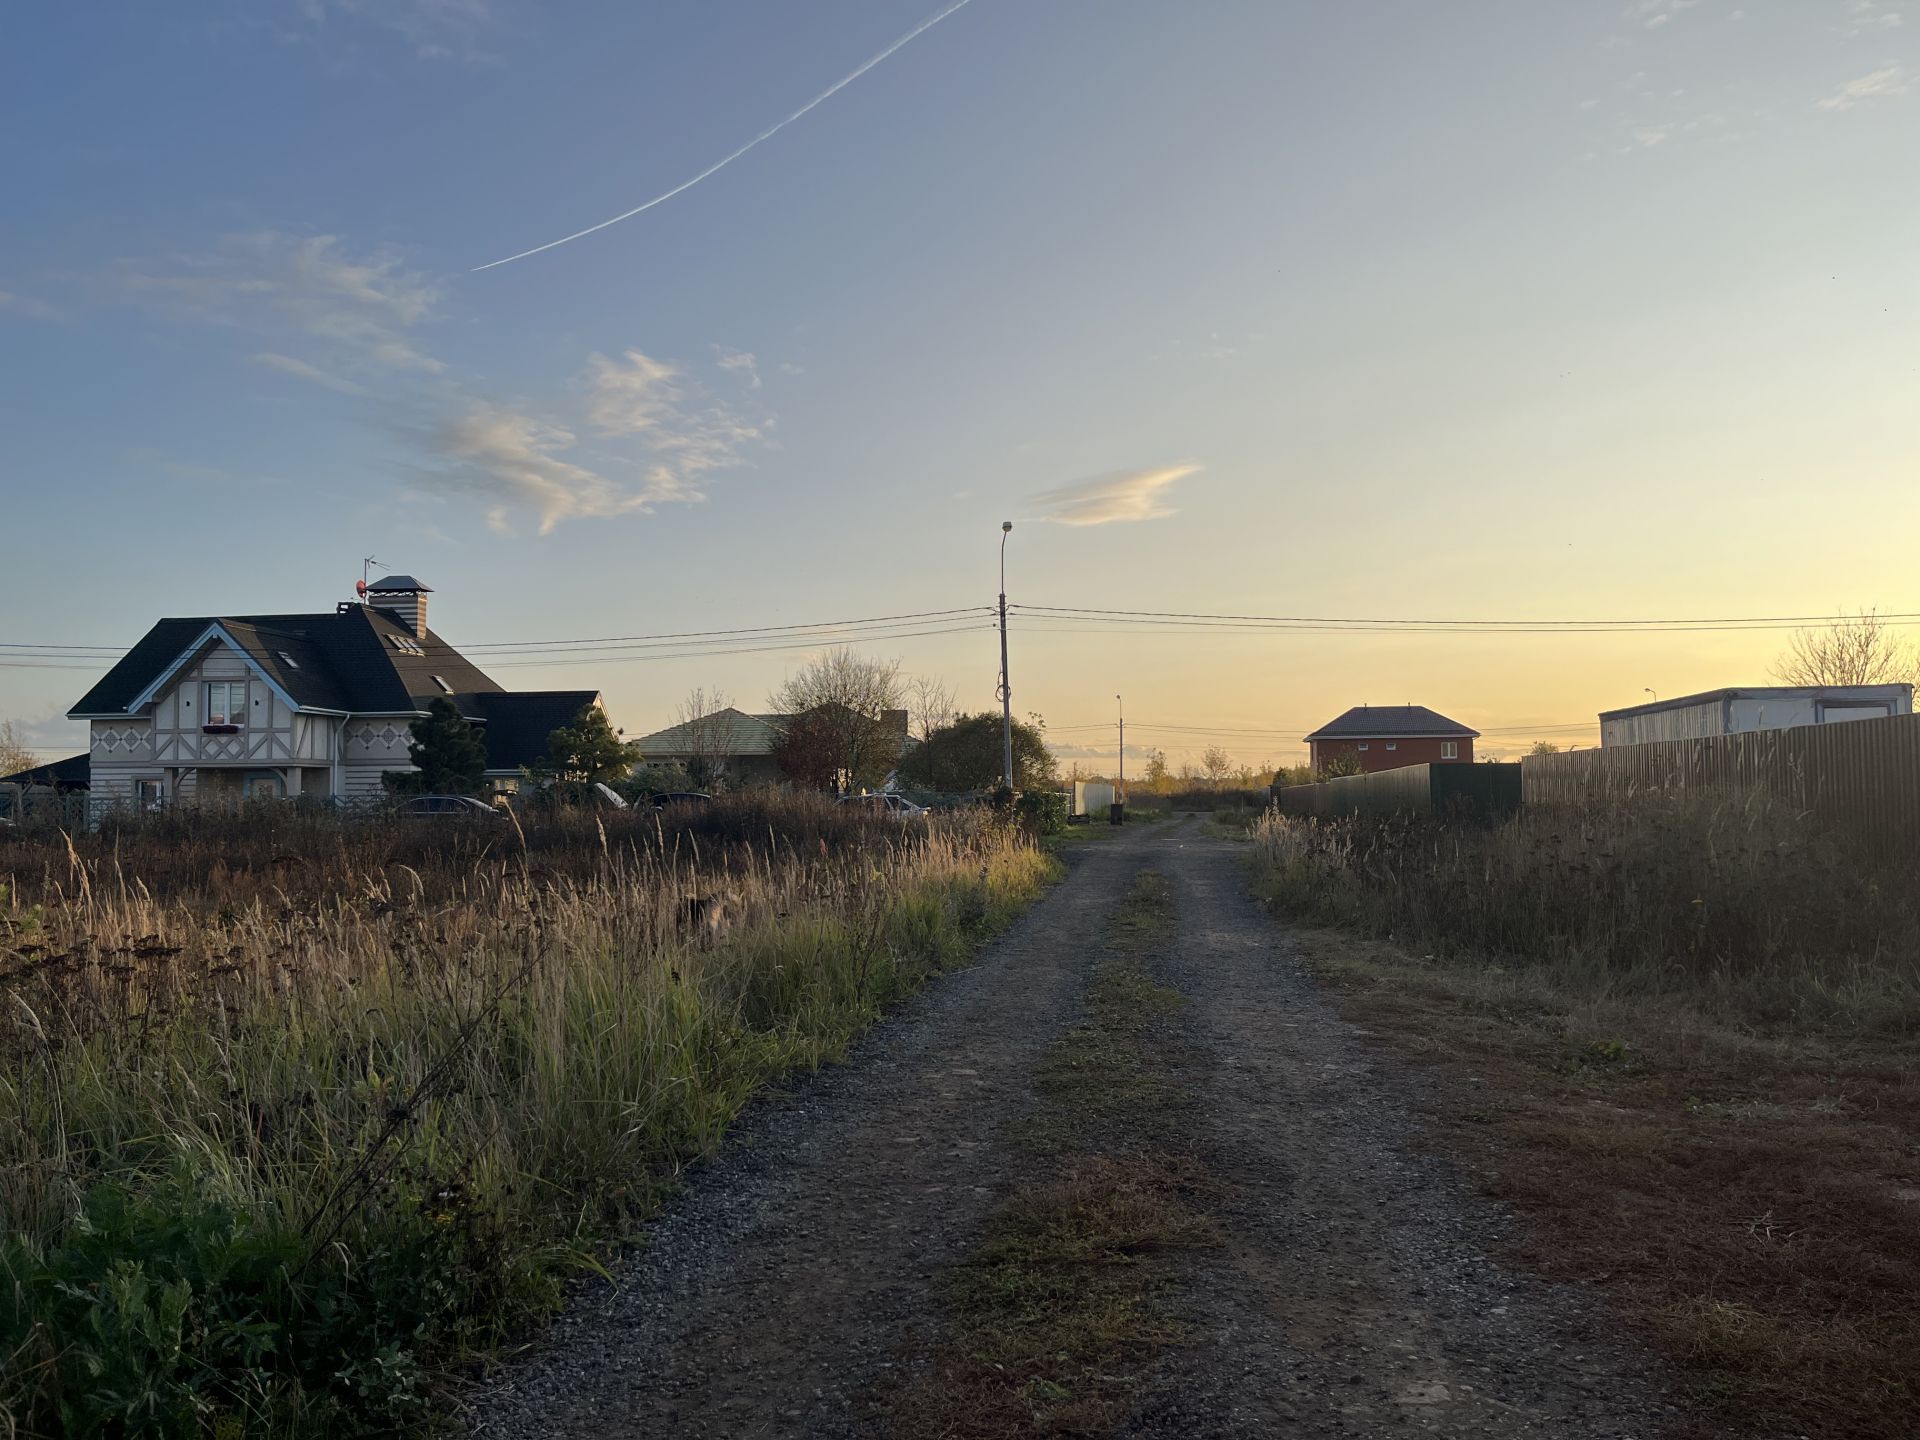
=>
[472,0,978,272]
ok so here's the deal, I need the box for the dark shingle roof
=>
[1,753,90,789]
[1305,705,1479,741]
[461,691,598,773]
[69,605,505,717]
[366,574,432,593]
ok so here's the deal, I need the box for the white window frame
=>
[204,681,248,727]
[1356,741,1369,751]
[1441,741,1458,759]
[1385,741,1397,751]
[133,777,165,811]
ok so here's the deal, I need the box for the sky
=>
[2,0,1916,771]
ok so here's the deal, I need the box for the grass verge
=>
[1270,923,1920,1440]
[894,870,1217,1438]
[0,808,1056,1438]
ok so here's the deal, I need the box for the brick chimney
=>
[366,574,433,637]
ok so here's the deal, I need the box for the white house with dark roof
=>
[67,576,602,806]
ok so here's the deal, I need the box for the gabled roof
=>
[69,605,504,718]
[632,707,784,759]
[1306,705,1479,741]
[461,691,597,774]
[1,753,90,790]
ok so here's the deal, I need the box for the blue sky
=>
[3,0,1915,767]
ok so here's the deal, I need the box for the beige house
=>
[632,707,788,787]
[68,576,599,806]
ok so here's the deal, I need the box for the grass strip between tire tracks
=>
[893,870,1221,1438]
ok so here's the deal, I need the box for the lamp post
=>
[998,522,1014,790]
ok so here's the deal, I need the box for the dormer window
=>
[432,675,453,695]
[278,651,300,670]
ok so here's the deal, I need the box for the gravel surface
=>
[466,819,1674,1438]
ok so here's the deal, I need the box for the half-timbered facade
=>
[68,577,600,806]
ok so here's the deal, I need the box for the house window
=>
[204,682,247,727]
[1357,742,1369,752]
[1385,742,1397,751]
[278,651,300,670]
[1442,741,1458,759]
[134,778,165,811]
[432,675,453,694]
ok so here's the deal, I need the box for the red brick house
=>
[1305,705,1477,774]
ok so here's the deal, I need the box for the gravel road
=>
[467,818,1672,1438]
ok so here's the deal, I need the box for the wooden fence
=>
[1522,711,1920,850]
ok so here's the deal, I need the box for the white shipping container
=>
[1072,780,1116,817]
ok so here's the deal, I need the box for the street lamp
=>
[998,522,1014,790]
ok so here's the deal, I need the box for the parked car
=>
[648,791,713,809]
[837,793,928,820]
[394,795,507,820]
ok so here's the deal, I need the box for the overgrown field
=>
[1249,796,1920,1438]
[0,796,1055,1437]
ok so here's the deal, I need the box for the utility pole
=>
[998,522,1014,789]
[1116,693,1124,800]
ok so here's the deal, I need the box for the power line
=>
[1013,603,1920,633]
[481,621,994,667]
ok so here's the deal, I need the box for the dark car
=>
[648,791,713,809]
[395,795,506,820]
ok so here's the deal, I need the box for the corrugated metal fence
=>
[1522,711,1920,849]
[1275,763,1522,821]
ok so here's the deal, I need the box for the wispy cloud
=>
[0,290,62,322]
[713,345,762,389]
[471,0,978,270]
[1844,1,1904,37]
[292,0,497,61]
[117,231,443,375]
[249,350,368,395]
[1031,464,1202,527]
[426,404,651,535]
[584,349,764,490]
[1817,64,1908,108]
[1625,0,1700,28]
[416,348,767,533]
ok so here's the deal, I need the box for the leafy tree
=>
[1317,755,1363,779]
[530,704,644,798]
[1200,745,1234,788]
[895,712,1056,792]
[1529,740,1563,756]
[1141,748,1171,794]
[1774,608,1918,687]
[768,708,843,792]
[383,698,487,796]
[768,650,906,792]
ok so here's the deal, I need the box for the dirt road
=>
[469,819,1671,1438]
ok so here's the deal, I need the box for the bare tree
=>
[1774,608,1919,688]
[674,686,735,789]
[906,675,956,746]
[768,650,907,792]
[0,721,37,777]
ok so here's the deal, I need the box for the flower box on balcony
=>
[201,724,241,735]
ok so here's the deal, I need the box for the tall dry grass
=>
[0,796,1054,1436]
[1249,790,1920,1028]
